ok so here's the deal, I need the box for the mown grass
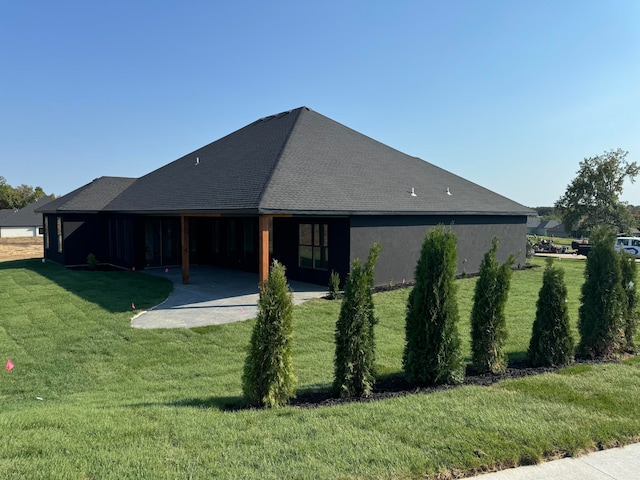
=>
[0,257,639,479]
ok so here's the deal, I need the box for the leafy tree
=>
[620,252,638,351]
[403,226,464,385]
[0,176,14,209]
[470,237,515,374]
[554,149,639,236]
[242,260,296,408]
[333,244,381,397]
[577,227,625,358]
[0,176,48,210]
[533,206,560,221]
[528,258,574,367]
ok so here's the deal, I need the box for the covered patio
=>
[131,265,326,329]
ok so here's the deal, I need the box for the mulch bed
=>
[288,357,608,409]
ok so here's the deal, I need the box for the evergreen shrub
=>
[328,270,341,300]
[619,251,638,350]
[403,226,464,385]
[470,237,515,374]
[577,227,625,358]
[528,258,574,367]
[333,244,381,397]
[242,260,296,407]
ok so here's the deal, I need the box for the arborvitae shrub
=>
[242,260,296,407]
[402,226,464,385]
[577,227,625,358]
[619,251,638,350]
[470,237,515,374]
[528,258,574,367]
[328,270,341,300]
[333,244,381,397]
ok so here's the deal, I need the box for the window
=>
[44,217,49,249]
[56,217,63,253]
[299,223,328,270]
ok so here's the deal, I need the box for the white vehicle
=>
[614,237,640,258]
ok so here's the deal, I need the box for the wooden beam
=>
[258,215,271,285]
[181,215,190,284]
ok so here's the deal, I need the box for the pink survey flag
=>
[6,360,14,371]
[240,307,245,314]
[165,268,169,273]
[131,302,136,309]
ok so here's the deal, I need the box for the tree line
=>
[0,176,50,210]
[241,225,638,408]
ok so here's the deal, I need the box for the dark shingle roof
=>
[260,108,531,215]
[105,110,300,214]
[37,177,136,213]
[0,210,14,221]
[1,195,55,227]
[49,107,533,217]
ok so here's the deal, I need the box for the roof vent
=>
[410,187,417,197]
[195,157,200,166]
[446,187,452,196]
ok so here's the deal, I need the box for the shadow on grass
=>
[0,259,172,314]
[123,395,246,411]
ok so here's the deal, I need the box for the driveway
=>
[131,265,327,329]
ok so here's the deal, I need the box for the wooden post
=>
[181,215,190,284]
[258,215,271,285]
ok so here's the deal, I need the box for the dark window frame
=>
[56,217,63,253]
[298,223,328,270]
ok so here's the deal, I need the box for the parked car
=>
[614,237,640,258]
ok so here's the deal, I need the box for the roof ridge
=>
[256,107,307,210]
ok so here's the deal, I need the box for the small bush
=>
[333,244,381,397]
[620,251,638,350]
[87,253,99,269]
[403,226,464,385]
[328,270,341,300]
[577,227,625,358]
[242,260,296,408]
[470,237,515,374]
[528,258,574,367]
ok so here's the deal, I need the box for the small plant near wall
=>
[87,253,99,269]
[327,270,341,300]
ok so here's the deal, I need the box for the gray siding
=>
[350,215,528,286]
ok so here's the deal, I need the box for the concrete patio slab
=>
[131,265,326,329]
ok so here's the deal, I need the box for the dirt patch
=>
[0,237,44,262]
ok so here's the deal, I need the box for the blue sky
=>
[1,1,639,208]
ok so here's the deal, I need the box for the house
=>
[38,107,534,286]
[0,195,54,238]
[528,218,569,238]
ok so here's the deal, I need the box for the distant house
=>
[544,220,569,238]
[527,218,568,238]
[38,107,534,286]
[0,210,14,222]
[0,196,55,238]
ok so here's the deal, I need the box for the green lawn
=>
[1,257,639,479]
